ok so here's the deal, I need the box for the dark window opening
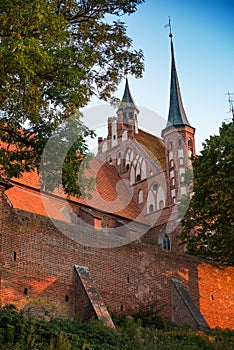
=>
[211,295,214,301]
[113,135,116,140]
[127,276,130,283]
[171,177,175,187]
[13,251,17,261]
[126,163,130,171]
[163,234,171,250]
[120,304,123,311]
[149,204,154,213]
[65,295,69,302]
[136,174,141,182]
[24,288,28,296]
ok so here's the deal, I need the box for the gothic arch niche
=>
[111,119,117,147]
[107,155,112,164]
[168,140,173,150]
[122,130,128,142]
[130,154,147,184]
[146,183,165,214]
[116,151,121,166]
[162,234,171,250]
[188,137,193,148]
[130,166,135,185]
[178,138,183,148]
[138,189,143,204]
[125,148,134,171]
[169,159,174,168]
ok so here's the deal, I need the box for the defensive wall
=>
[1,191,233,330]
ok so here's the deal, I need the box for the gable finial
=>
[165,16,173,38]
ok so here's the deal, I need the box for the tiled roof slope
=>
[134,129,166,170]
[6,158,143,223]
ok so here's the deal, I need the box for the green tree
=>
[179,122,234,266]
[0,0,144,195]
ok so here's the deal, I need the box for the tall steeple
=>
[117,77,139,132]
[162,22,195,205]
[166,33,190,128]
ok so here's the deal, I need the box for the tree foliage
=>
[179,122,234,266]
[0,0,144,195]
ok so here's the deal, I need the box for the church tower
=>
[162,30,195,205]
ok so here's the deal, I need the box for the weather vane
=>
[165,16,173,38]
[225,91,234,122]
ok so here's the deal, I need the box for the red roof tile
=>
[6,158,143,223]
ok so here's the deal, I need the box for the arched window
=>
[188,138,192,148]
[168,141,173,150]
[171,177,175,187]
[179,157,184,165]
[107,156,112,164]
[163,234,171,250]
[122,130,128,142]
[125,148,133,171]
[138,190,143,204]
[169,159,174,168]
[149,204,154,213]
[116,151,121,165]
[136,174,141,182]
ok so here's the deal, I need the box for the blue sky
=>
[83,0,234,153]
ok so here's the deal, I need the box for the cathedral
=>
[3,35,196,251]
[1,35,234,331]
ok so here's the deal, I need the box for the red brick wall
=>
[0,203,234,329]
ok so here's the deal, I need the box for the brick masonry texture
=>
[0,199,234,330]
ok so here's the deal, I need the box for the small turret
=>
[117,78,139,134]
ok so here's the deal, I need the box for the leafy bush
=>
[0,305,233,350]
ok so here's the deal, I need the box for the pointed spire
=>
[166,36,190,128]
[118,77,139,113]
[117,77,139,133]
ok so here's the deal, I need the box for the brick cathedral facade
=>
[0,37,233,330]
